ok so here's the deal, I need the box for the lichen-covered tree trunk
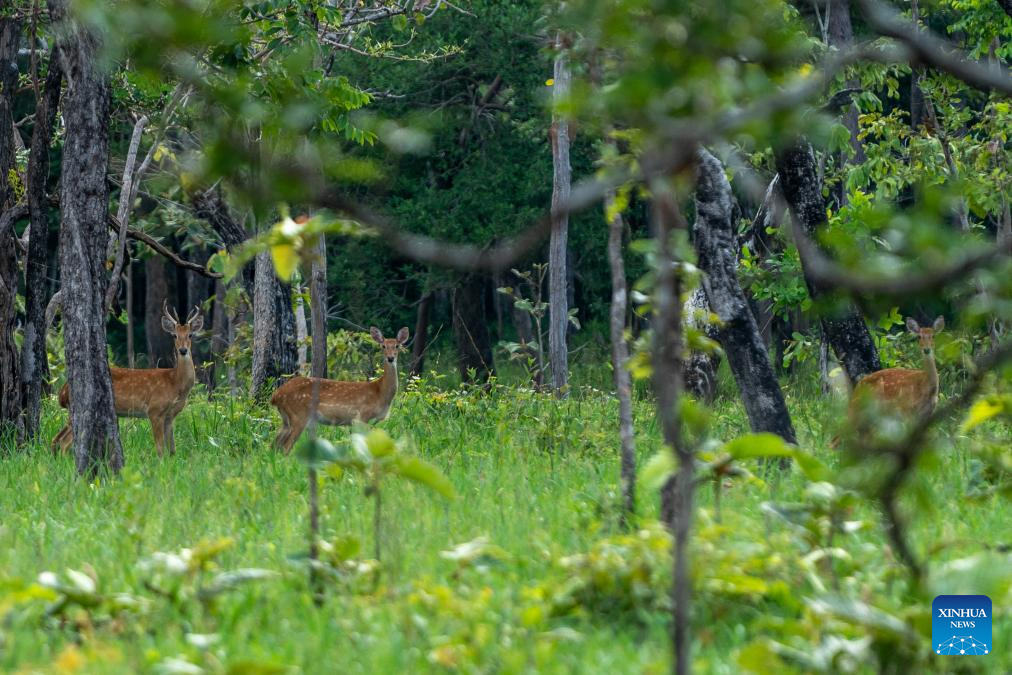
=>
[776,142,881,382]
[0,16,23,440]
[693,149,796,445]
[251,251,297,400]
[548,36,571,397]
[682,287,720,403]
[452,273,494,383]
[51,0,123,475]
[20,37,64,439]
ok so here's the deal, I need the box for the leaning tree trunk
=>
[452,273,494,383]
[310,235,327,379]
[20,35,64,439]
[548,34,571,398]
[775,142,881,382]
[605,190,637,527]
[694,149,797,447]
[0,16,22,440]
[51,0,123,475]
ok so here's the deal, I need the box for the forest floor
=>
[0,363,1008,674]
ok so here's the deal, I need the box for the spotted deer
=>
[51,304,204,455]
[849,316,944,421]
[271,326,409,453]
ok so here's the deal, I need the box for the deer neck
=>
[378,359,398,405]
[174,351,196,396]
[922,348,938,394]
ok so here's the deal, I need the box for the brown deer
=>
[848,316,944,421]
[271,326,409,453]
[51,304,204,455]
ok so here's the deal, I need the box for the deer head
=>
[370,326,410,365]
[905,316,944,356]
[162,302,204,358]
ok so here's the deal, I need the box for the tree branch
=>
[122,223,222,279]
[854,0,1012,96]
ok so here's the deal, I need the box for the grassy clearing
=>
[0,363,1008,674]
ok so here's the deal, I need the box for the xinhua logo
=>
[932,595,992,656]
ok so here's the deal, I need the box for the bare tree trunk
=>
[126,258,135,367]
[0,16,23,440]
[251,251,297,400]
[410,290,433,376]
[310,235,328,379]
[452,274,494,383]
[682,287,720,403]
[776,142,881,383]
[294,284,308,373]
[548,35,571,398]
[207,276,228,389]
[145,256,174,366]
[51,0,123,476]
[19,29,62,440]
[606,191,637,527]
[828,0,865,170]
[693,149,796,449]
[650,185,692,675]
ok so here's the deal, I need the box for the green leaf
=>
[961,397,1006,433]
[295,436,338,469]
[640,449,676,492]
[364,429,396,458]
[389,455,456,500]
[270,242,298,281]
[724,433,791,460]
[392,14,408,31]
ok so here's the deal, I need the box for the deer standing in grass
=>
[848,316,944,421]
[271,326,409,453]
[52,304,204,455]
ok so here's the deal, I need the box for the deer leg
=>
[51,424,70,453]
[274,408,292,451]
[164,417,176,455]
[149,412,166,456]
[284,414,309,455]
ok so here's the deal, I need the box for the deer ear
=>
[162,316,177,334]
[396,327,410,344]
[189,315,204,333]
[370,327,384,343]
[932,316,945,332]
[905,317,920,334]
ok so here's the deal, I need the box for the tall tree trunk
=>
[310,235,328,379]
[693,149,797,447]
[0,16,23,440]
[775,142,881,383]
[126,258,135,367]
[682,287,721,403]
[410,290,433,376]
[145,256,174,366]
[295,284,308,373]
[208,276,229,389]
[51,0,123,476]
[251,251,297,400]
[187,247,212,382]
[20,42,64,438]
[605,190,637,527]
[548,35,571,398]
[827,0,865,167]
[650,184,692,675]
[452,273,494,383]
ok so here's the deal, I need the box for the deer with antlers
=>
[271,326,409,453]
[51,304,204,456]
[848,316,944,422]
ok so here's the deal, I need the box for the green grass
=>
[0,364,1008,674]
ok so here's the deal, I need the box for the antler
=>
[186,306,200,325]
[162,299,179,325]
